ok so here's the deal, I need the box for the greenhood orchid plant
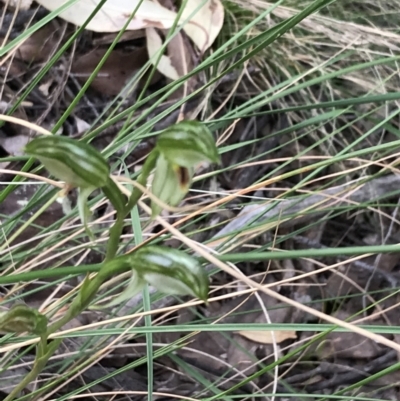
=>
[1,120,219,401]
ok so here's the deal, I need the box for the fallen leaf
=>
[15,23,59,63]
[237,330,297,344]
[35,0,224,51]
[35,0,180,32]
[167,29,194,78]
[0,56,27,79]
[317,333,380,360]
[317,310,381,359]
[71,47,160,96]
[146,27,180,80]
[181,0,224,52]
[93,30,146,45]
[228,334,258,374]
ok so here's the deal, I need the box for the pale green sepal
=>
[77,186,96,240]
[142,272,197,297]
[151,154,194,218]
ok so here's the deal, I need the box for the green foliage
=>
[3,0,400,399]
[0,304,47,335]
[23,123,215,311]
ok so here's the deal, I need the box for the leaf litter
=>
[1,1,400,400]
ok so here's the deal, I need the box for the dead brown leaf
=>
[71,47,161,96]
[93,30,146,46]
[227,334,258,374]
[15,23,60,63]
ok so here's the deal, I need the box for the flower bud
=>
[0,305,47,335]
[25,136,110,189]
[156,120,220,168]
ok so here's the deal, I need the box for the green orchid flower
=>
[93,245,209,307]
[25,135,126,238]
[133,245,209,301]
[25,136,110,188]
[150,120,220,217]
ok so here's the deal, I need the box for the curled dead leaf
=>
[181,0,224,52]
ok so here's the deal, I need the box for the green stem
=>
[102,176,128,262]
[4,365,42,401]
[45,278,99,336]
[103,150,158,261]
[45,295,86,336]
[46,257,131,335]
[3,336,57,401]
[104,213,125,262]
[125,150,158,214]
